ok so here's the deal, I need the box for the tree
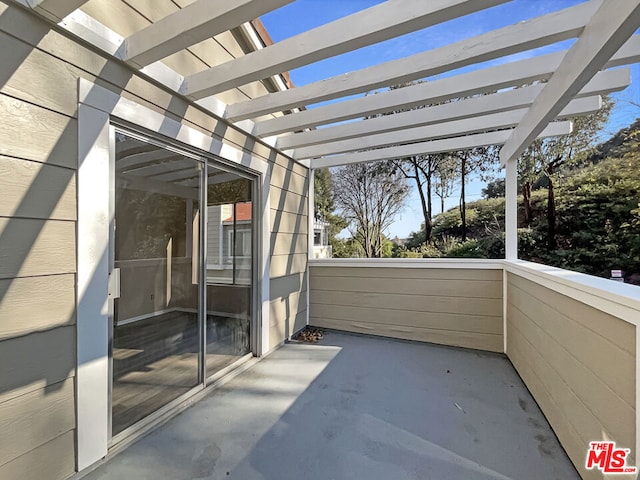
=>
[482,178,505,199]
[388,154,442,244]
[433,155,459,213]
[314,167,333,219]
[333,162,409,258]
[313,167,349,253]
[518,97,613,249]
[447,146,500,241]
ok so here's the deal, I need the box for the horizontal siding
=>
[269,150,308,348]
[0,378,75,468]
[0,94,77,169]
[0,156,76,221]
[0,274,76,340]
[0,30,83,116]
[311,303,502,334]
[270,253,308,278]
[309,266,503,352]
[0,429,75,480]
[311,274,502,299]
[270,187,309,215]
[0,218,76,279]
[270,290,306,326]
[270,272,307,301]
[268,150,308,349]
[270,209,307,234]
[0,326,76,404]
[311,290,501,317]
[312,265,502,281]
[271,163,308,196]
[270,232,308,257]
[274,153,308,179]
[509,276,634,406]
[506,273,635,479]
[269,308,307,350]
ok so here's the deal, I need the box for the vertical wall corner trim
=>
[76,102,111,469]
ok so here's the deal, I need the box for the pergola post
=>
[504,158,518,260]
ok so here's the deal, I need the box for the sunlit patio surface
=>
[83,331,579,480]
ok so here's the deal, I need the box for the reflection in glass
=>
[111,133,201,436]
[205,172,253,375]
[110,132,255,437]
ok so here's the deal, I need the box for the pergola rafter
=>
[277,92,601,151]
[119,0,295,68]
[26,0,89,21]
[292,101,602,161]
[224,1,603,122]
[311,121,573,169]
[255,53,634,137]
[181,0,510,99]
[500,1,640,165]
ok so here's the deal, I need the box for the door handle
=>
[108,268,121,299]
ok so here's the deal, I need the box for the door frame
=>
[77,79,271,470]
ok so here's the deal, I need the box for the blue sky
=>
[261,0,640,238]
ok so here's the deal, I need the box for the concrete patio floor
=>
[83,331,579,480]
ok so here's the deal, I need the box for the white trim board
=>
[308,258,504,270]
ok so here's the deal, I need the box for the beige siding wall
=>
[268,161,309,350]
[309,265,503,352]
[0,1,307,477]
[506,273,636,480]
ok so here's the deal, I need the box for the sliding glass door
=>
[205,172,254,376]
[110,129,256,439]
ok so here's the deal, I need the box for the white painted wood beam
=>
[116,150,180,171]
[26,0,90,21]
[225,1,602,121]
[293,98,602,160]
[256,53,630,137]
[505,153,518,259]
[500,0,640,166]
[182,0,511,99]
[277,89,603,151]
[119,0,294,68]
[311,122,572,169]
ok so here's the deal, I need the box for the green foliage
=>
[482,178,505,199]
[331,237,365,258]
[535,155,640,278]
[314,168,334,219]
[405,125,640,282]
[393,242,442,258]
[432,197,505,239]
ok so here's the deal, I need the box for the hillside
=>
[402,119,640,283]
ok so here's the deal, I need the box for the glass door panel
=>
[205,171,253,376]
[111,132,202,436]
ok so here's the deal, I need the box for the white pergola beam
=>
[26,0,90,21]
[256,51,563,136]
[311,122,572,169]
[293,97,602,160]
[256,52,631,137]
[225,1,602,121]
[120,0,294,68]
[500,0,640,166]
[182,0,511,99]
[277,88,605,151]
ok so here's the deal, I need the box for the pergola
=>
[17,0,640,257]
